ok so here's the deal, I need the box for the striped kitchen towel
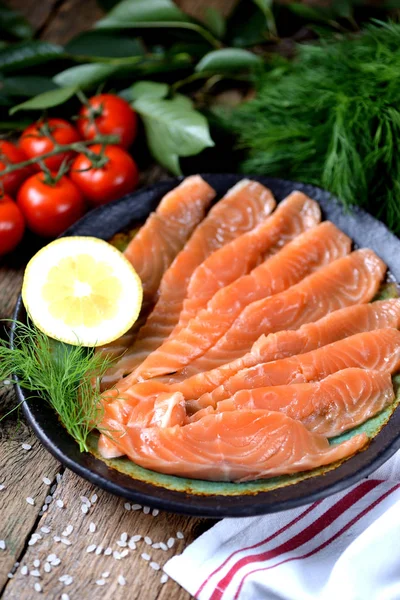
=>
[164,451,400,600]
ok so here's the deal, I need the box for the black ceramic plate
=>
[12,174,400,518]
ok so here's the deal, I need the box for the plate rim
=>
[12,173,400,518]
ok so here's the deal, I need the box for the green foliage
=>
[0,321,115,452]
[203,7,226,40]
[0,1,33,40]
[195,48,263,73]
[65,31,145,58]
[95,0,190,27]
[10,86,78,115]
[223,21,400,235]
[0,41,63,72]
[130,81,214,174]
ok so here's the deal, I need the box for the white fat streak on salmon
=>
[128,221,351,381]
[98,409,368,482]
[190,368,394,438]
[107,180,277,387]
[178,249,386,376]
[197,328,400,408]
[167,299,400,401]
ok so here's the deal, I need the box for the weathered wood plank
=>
[40,0,103,44]
[3,468,202,599]
[6,0,59,32]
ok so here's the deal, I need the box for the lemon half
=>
[22,236,143,347]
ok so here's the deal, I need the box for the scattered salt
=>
[104,547,112,556]
[0,484,5,491]
[95,546,103,555]
[150,562,160,571]
[91,494,98,503]
[26,497,35,506]
[160,573,169,584]
[113,551,121,560]
[96,579,106,586]
[33,560,40,568]
[34,582,42,593]
[61,595,70,600]
[86,544,96,553]
[47,554,57,562]
[128,540,136,550]
[61,538,71,546]
[120,532,128,543]
[167,537,175,549]
[62,525,73,537]
[21,566,28,575]
[152,543,161,549]
[89,522,96,533]
[42,505,48,512]
[143,506,150,514]
[124,502,131,511]
[80,496,91,506]
[30,569,41,577]
[0,540,5,550]
[56,500,64,509]
[40,527,50,534]
[131,535,141,543]
[56,473,62,483]
[118,574,126,586]
[131,504,141,511]
[81,504,89,514]
[44,563,51,573]
[141,553,150,561]
[22,443,32,451]
[102,571,110,578]
[45,496,53,504]
[53,536,61,543]
[120,549,129,558]
[117,541,127,548]
[42,477,51,486]
[152,508,160,516]
[177,531,184,539]
[159,542,168,551]
[51,558,61,566]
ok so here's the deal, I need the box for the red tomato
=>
[0,141,32,196]
[17,173,85,238]
[0,195,25,256]
[19,118,81,172]
[77,94,137,149]
[70,144,139,206]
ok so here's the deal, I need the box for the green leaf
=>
[195,48,262,73]
[1,76,58,97]
[330,0,354,19]
[132,91,214,174]
[286,3,331,23]
[0,41,63,73]
[203,7,226,40]
[252,0,277,36]
[227,2,269,47]
[53,63,120,88]
[65,31,145,58]
[95,0,190,27]
[130,80,169,101]
[10,86,77,115]
[0,1,34,39]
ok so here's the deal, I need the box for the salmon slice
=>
[168,299,400,399]
[99,409,368,482]
[175,191,321,332]
[124,175,215,308]
[191,368,394,438]
[102,180,276,387]
[175,249,386,378]
[131,221,351,380]
[196,328,400,409]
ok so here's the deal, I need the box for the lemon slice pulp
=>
[22,236,143,347]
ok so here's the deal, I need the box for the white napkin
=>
[165,451,400,600]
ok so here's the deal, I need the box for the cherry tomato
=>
[17,173,85,238]
[19,118,81,172]
[70,144,139,206]
[0,194,25,256]
[77,94,137,149]
[0,141,32,196]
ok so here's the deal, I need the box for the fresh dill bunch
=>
[0,320,115,452]
[223,21,400,234]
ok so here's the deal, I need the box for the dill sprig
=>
[223,21,400,235]
[0,320,114,452]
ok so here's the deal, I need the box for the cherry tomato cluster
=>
[0,94,139,256]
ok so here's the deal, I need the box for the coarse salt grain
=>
[177,531,184,539]
[86,544,96,553]
[33,560,40,568]
[80,496,90,506]
[50,485,56,494]
[56,500,64,509]
[47,554,56,562]
[89,522,96,533]
[40,527,50,534]
[120,532,128,542]
[62,525,73,536]
[104,547,112,556]
[63,576,73,586]
[131,535,141,543]
[56,473,62,483]
[120,549,129,558]
[81,504,89,514]
[96,579,106,586]
[117,541,126,548]
[131,504,141,511]
[143,506,150,514]
[118,574,126,586]
[44,563,51,573]
[51,558,61,566]
[0,540,5,550]
[113,551,121,560]
[95,546,103,555]
[26,497,35,506]
[128,540,136,550]
[91,494,98,503]
[152,543,161,549]
[42,477,51,486]
[53,536,61,543]
[141,553,150,561]
[61,595,70,600]
[152,508,159,516]
[150,562,160,571]
[30,569,41,577]
[45,496,53,504]
[167,537,175,549]
[160,573,168,584]
[102,571,110,578]
[34,582,42,593]
[28,538,37,546]
[61,538,71,546]
[22,443,32,451]
[0,484,5,491]
[21,566,28,575]
[124,502,131,511]
[159,543,168,551]
[7,573,13,579]
[42,505,48,512]
[144,536,152,545]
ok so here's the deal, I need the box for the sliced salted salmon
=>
[131,221,351,380]
[124,175,215,307]
[174,191,321,332]
[175,249,386,378]
[168,299,400,399]
[195,328,400,409]
[99,409,368,481]
[102,180,277,387]
[191,368,394,438]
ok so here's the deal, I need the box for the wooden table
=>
[0,1,237,597]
